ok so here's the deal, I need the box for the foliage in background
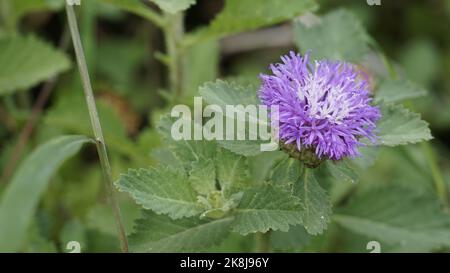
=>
[0,0,449,252]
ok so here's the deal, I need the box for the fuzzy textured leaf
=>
[270,156,302,190]
[295,169,332,235]
[375,103,432,146]
[189,159,216,196]
[129,211,233,252]
[0,35,70,95]
[157,115,217,170]
[374,79,427,103]
[199,80,259,108]
[325,160,358,184]
[216,148,250,196]
[294,9,369,62]
[334,186,450,251]
[216,140,265,157]
[199,80,267,156]
[249,151,286,184]
[233,185,303,235]
[187,0,317,44]
[117,166,203,219]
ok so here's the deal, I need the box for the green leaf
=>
[151,148,184,169]
[157,115,217,170]
[294,9,369,62]
[97,0,164,25]
[375,79,427,103]
[375,103,432,146]
[199,80,259,107]
[45,89,149,165]
[0,35,70,95]
[249,151,286,184]
[186,0,317,44]
[129,210,233,252]
[97,37,149,91]
[217,140,265,157]
[10,0,64,23]
[325,160,358,184]
[183,40,220,98]
[0,135,92,252]
[216,148,250,196]
[117,166,203,219]
[270,156,302,190]
[334,186,450,251]
[198,191,242,220]
[233,185,303,235]
[151,0,195,14]
[189,159,216,196]
[199,80,268,156]
[295,169,331,235]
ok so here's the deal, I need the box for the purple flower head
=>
[259,51,381,162]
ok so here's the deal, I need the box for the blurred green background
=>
[0,0,449,252]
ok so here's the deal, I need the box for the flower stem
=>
[163,12,185,101]
[256,231,271,253]
[422,142,448,207]
[65,2,128,252]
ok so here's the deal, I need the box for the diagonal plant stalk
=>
[422,142,448,207]
[65,2,128,252]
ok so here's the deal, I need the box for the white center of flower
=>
[298,72,353,124]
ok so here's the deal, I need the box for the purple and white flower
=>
[259,51,381,161]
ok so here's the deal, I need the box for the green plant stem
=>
[65,2,128,253]
[256,231,271,253]
[130,2,165,28]
[163,12,185,101]
[422,142,448,206]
